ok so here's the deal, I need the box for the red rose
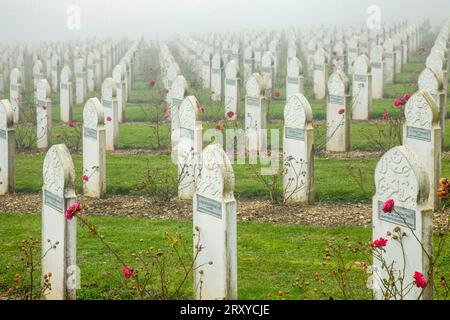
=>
[394,99,401,107]
[413,272,427,288]
[148,80,156,87]
[65,203,81,220]
[122,266,134,279]
[106,116,112,122]
[274,90,281,98]
[82,175,89,182]
[371,237,388,248]
[215,122,222,132]
[227,111,235,119]
[382,199,394,213]
[338,108,345,115]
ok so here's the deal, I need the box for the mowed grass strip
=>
[0,214,449,300]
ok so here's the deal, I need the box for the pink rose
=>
[382,199,394,213]
[82,175,89,182]
[122,266,134,279]
[413,272,427,288]
[371,237,388,248]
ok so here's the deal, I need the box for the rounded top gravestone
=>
[404,90,439,132]
[101,78,117,100]
[171,75,189,101]
[287,57,303,76]
[60,66,72,83]
[212,53,223,68]
[328,69,349,96]
[43,144,76,197]
[353,55,371,74]
[10,68,22,85]
[370,45,384,61]
[313,49,328,66]
[196,143,235,202]
[374,146,429,210]
[383,39,394,52]
[284,94,313,129]
[246,73,266,98]
[179,96,202,131]
[261,51,274,68]
[83,98,105,130]
[33,60,43,75]
[112,65,125,83]
[0,99,14,129]
[418,68,444,98]
[37,79,51,99]
[426,52,445,72]
[225,60,239,79]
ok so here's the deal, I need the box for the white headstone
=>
[313,49,329,100]
[51,54,60,93]
[261,51,275,99]
[211,53,224,101]
[178,96,203,200]
[74,58,86,104]
[0,99,15,195]
[60,66,73,122]
[327,70,350,152]
[245,73,267,156]
[224,60,240,121]
[243,46,254,84]
[42,144,77,300]
[83,98,106,198]
[101,78,118,151]
[383,39,396,84]
[10,68,22,123]
[286,57,304,101]
[193,143,237,300]
[169,75,188,163]
[403,90,441,210]
[372,146,432,300]
[202,50,212,89]
[36,79,52,149]
[112,65,127,123]
[283,94,314,203]
[352,55,372,120]
[370,45,384,99]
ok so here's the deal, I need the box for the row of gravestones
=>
[0,41,144,196]
[303,21,424,76]
[371,20,448,296]
[0,38,131,100]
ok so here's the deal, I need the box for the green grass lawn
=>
[0,214,449,300]
[13,153,450,202]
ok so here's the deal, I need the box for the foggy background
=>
[0,0,449,43]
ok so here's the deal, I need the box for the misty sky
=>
[1,0,449,43]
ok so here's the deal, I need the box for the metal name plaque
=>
[212,69,221,75]
[371,62,382,69]
[314,64,324,71]
[329,95,344,105]
[378,201,416,230]
[285,127,305,141]
[60,83,69,90]
[385,53,393,58]
[406,126,431,142]
[0,129,6,140]
[172,98,183,107]
[246,96,260,106]
[354,74,367,82]
[226,79,236,86]
[44,190,64,213]
[84,127,97,140]
[288,77,299,84]
[103,100,112,109]
[180,127,194,140]
[197,194,222,219]
[261,67,271,73]
[244,59,253,64]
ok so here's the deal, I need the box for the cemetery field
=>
[1,213,449,300]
